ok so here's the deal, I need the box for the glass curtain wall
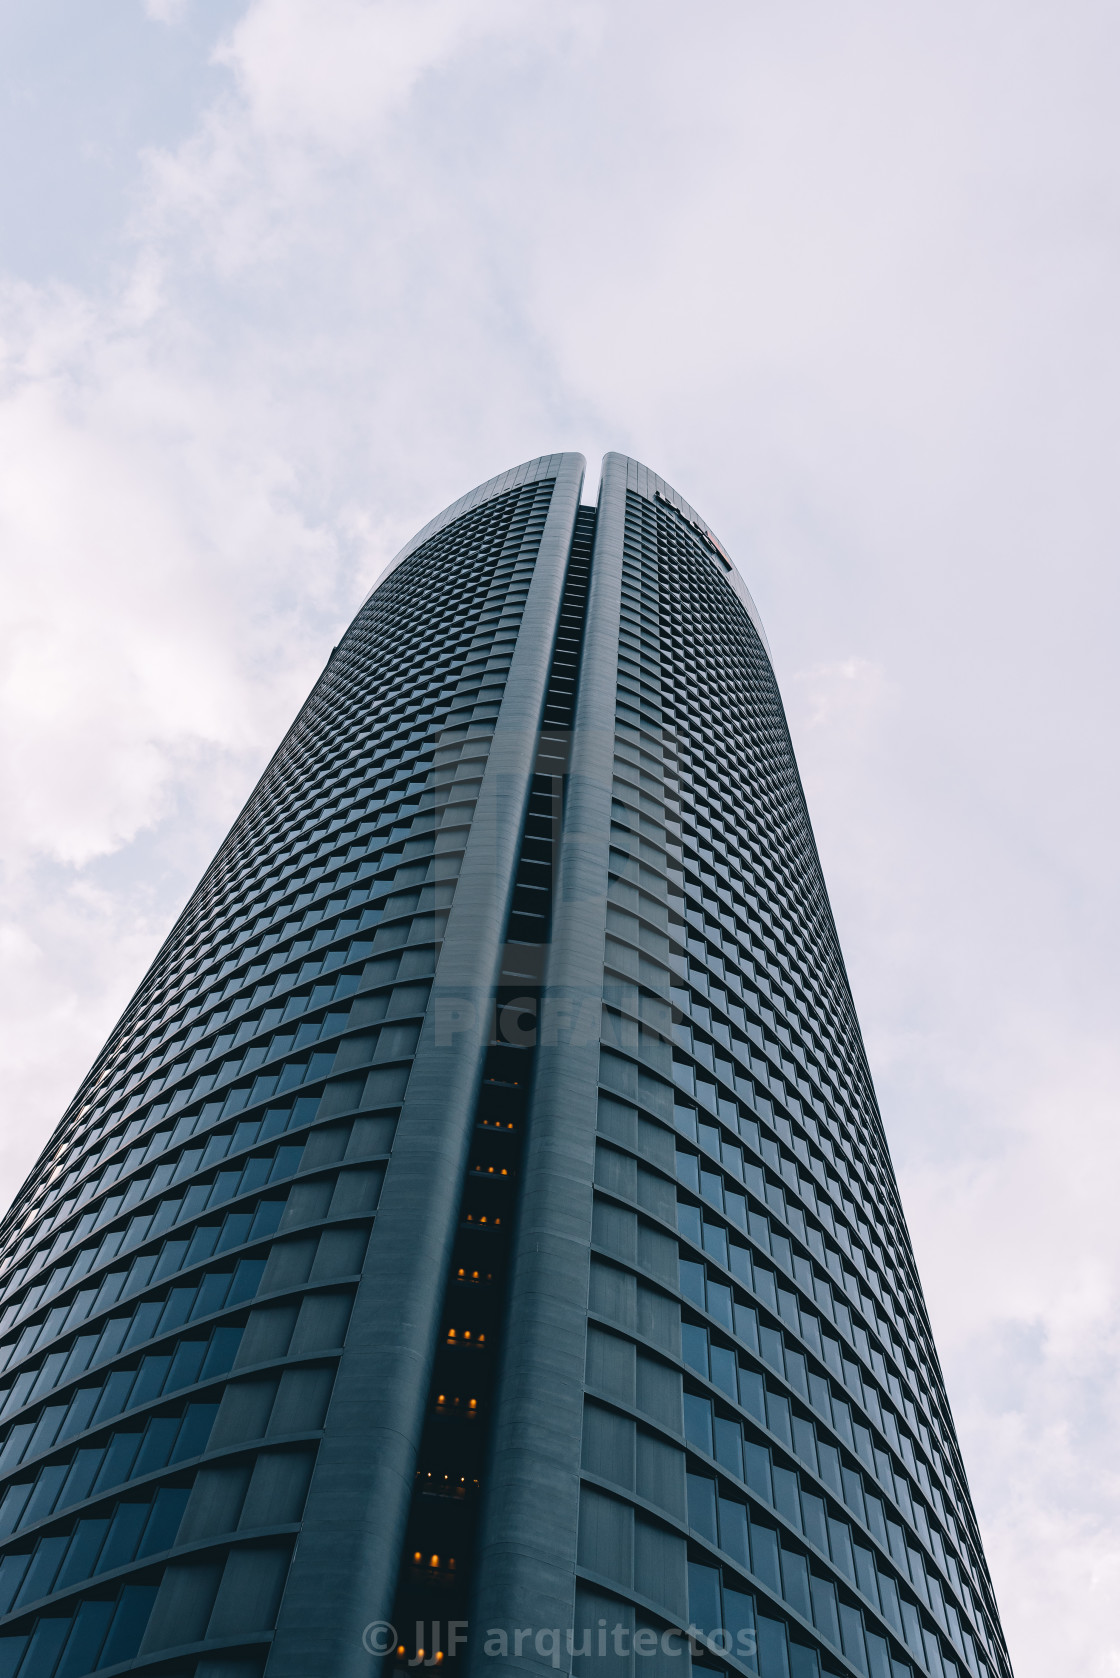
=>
[567,461,1013,1678]
[0,457,582,1678]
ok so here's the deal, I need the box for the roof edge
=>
[365,452,586,603]
[602,451,772,659]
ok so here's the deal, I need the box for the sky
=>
[0,2,1117,1671]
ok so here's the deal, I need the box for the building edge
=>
[265,454,586,1678]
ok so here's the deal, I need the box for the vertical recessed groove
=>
[388,505,596,1672]
[466,471,628,1670]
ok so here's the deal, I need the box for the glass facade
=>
[561,463,1011,1678]
[0,454,1012,1678]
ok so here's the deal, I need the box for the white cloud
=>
[144,0,189,22]
[902,1044,1120,1678]
[218,0,521,150]
[0,274,347,870]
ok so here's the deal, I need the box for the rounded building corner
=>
[597,451,773,660]
[367,452,586,603]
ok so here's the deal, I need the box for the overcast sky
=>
[1,3,1117,1671]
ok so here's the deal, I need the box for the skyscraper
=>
[0,453,1013,1678]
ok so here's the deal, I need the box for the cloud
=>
[0,272,349,870]
[144,0,189,23]
[217,0,523,151]
[902,1042,1120,1678]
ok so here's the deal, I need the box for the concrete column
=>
[466,453,629,1676]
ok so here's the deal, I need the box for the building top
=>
[367,451,587,600]
[367,450,772,660]
[607,452,773,659]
